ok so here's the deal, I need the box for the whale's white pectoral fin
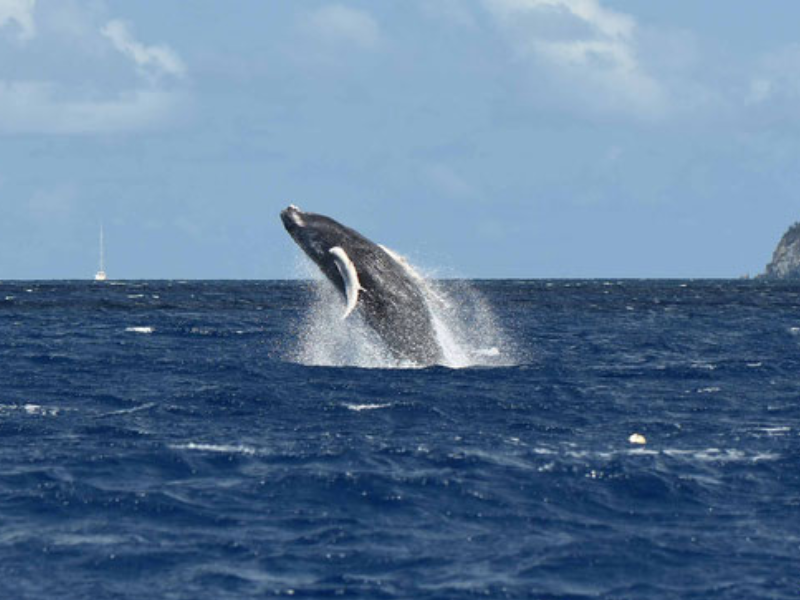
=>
[329,246,362,319]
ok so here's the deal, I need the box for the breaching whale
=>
[281,205,443,365]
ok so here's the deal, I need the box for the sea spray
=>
[292,277,396,368]
[422,278,516,368]
[288,253,517,369]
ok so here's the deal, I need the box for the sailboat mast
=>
[99,224,105,272]
[94,223,108,281]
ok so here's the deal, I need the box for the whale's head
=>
[281,205,333,264]
[281,204,359,282]
[282,204,371,311]
[280,205,306,236]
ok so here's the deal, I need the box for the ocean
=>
[0,279,798,599]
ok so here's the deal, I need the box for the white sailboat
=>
[94,224,107,281]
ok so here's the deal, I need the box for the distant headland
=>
[762,222,800,279]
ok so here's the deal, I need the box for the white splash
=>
[288,251,518,369]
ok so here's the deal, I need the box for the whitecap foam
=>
[752,426,790,436]
[690,362,717,371]
[554,445,778,463]
[0,403,60,416]
[170,442,257,456]
[53,533,127,547]
[97,403,157,417]
[125,326,153,334]
[344,403,390,411]
[662,448,779,462]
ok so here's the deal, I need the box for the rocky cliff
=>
[763,222,800,279]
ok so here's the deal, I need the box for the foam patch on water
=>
[288,252,518,369]
[0,403,60,416]
[552,445,781,464]
[171,442,257,456]
[125,326,154,334]
[752,426,790,436]
[661,448,780,462]
[695,386,721,394]
[344,403,391,411]
[97,403,157,418]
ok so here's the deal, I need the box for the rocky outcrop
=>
[763,222,800,279]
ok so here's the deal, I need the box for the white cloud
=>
[101,19,186,81]
[301,5,380,50]
[482,0,665,117]
[0,0,35,41]
[487,0,633,38]
[0,4,189,135]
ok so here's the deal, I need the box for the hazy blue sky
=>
[1,0,798,279]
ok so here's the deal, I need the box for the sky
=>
[1,0,799,279]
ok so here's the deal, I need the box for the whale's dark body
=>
[281,206,443,365]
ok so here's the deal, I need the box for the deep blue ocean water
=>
[1,279,799,599]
